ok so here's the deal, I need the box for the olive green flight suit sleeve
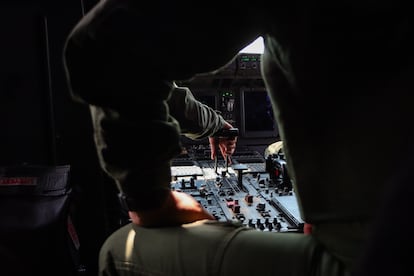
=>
[167,85,226,140]
[62,0,228,211]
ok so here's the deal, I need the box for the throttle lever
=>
[213,128,239,175]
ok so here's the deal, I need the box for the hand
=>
[209,122,238,164]
[128,190,215,227]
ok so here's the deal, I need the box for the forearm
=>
[168,85,226,140]
[88,105,182,211]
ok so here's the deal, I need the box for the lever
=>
[213,128,239,175]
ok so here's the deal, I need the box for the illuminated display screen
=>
[241,88,278,138]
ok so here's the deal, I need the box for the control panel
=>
[171,145,303,233]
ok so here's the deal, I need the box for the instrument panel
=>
[171,145,304,233]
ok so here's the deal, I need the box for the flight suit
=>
[99,220,350,276]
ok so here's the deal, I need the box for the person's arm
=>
[167,85,225,139]
[167,84,237,161]
[63,0,263,227]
